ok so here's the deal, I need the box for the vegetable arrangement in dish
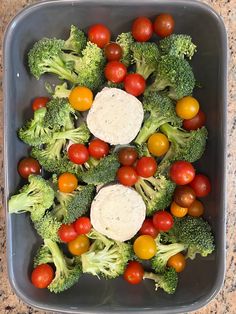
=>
[8,13,214,295]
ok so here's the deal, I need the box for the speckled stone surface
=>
[0,0,235,313]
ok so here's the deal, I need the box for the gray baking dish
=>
[3,0,227,313]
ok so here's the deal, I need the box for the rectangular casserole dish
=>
[3,0,227,313]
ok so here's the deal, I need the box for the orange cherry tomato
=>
[148,133,170,157]
[68,235,90,256]
[170,201,188,218]
[69,86,93,111]
[188,199,204,217]
[58,172,78,193]
[175,96,200,120]
[133,235,157,260]
[167,253,186,273]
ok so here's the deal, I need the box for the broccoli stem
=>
[160,123,188,145]
[45,239,68,276]
[143,272,160,282]
[46,56,78,83]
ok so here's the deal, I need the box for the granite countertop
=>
[0,0,235,313]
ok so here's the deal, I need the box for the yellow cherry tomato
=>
[167,253,186,273]
[68,235,90,256]
[175,96,200,119]
[133,235,157,260]
[148,133,170,157]
[170,201,188,218]
[188,199,204,217]
[58,172,78,193]
[69,86,93,111]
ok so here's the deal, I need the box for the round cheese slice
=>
[87,87,144,145]
[90,184,146,242]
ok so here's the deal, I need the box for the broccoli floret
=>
[134,92,182,145]
[157,123,208,175]
[131,42,160,79]
[8,175,54,222]
[81,229,132,279]
[18,107,53,146]
[28,38,78,83]
[134,175,175,216]
[31,138,68,174]
[159,34,197,60]
[33,212,62,242]
[63,25,87,55]
[44,97,75,131]
[151,234,187,273]
[53,82,72,99]
[53,122,90,144]
[136,143,151,158]
[168,216,215,259]
[80,154,120,185]
[62,41,105,90]
[34,245,54,267]
[116,32,134,66]
[104,81,124,90]
[143,268,178,294]
[52,184,95,224]
[148,55,195,100]
[34,239,82,293]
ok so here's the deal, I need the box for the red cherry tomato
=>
[88,139,109,159]
[189,174,211,197]
[68,143,89,165]
[139,218,159,238]
[131,17,153,42]
[18,157,41,179]
[153,211,174,232]
[183,110,206,131]
[170,161,195,185]
[74,217,92,235]
[118,147,138,166]
[136,157,157,178]
[124,73,146,96]
[104,61,127,83]
[32,97,49,111]
[58,223,78,243]
[153,14,175,38]
[104,42,123,61]
[31,264,54,289]
[88,24,111,48]
[124,261,144,284]
[117,166,139,186]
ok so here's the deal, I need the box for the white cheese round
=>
[86,87,144,145]
[90,184,146,242]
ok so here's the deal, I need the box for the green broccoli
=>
[63,25,87,55]
[8,175,54,222]
[135,143,151,158]
[104,81,124,90]
[134,175,175,216]
[166,216,215,259]
[80,154,120,185]
[159,34,197,60]
[148,55,195,100]
[44,97,75,131]
[52,122,90,144]
[31,139,71,174]
[18,107,53,146]
[151,234,187,273]
[28,38,78,83]
[157,123,208,175]
[134,92,182,145]
[116,32,134,66]
[34,239,82,293]
[62,41,105,90]
[81,229,132,279]
[53,82,72,99]
[52,184,95,224]
[33,212,62,242]
[34,245,53,267]
[143,267,178,294]
[131,42,160,79]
